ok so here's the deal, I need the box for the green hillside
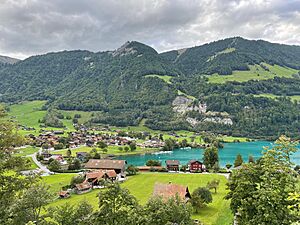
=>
[1,37,300,138]
[208,64,298,83]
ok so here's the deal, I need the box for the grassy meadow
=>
[253,93,300,102]
[208,63,298,84]
[145,74,174,84]
[44,173,232,225]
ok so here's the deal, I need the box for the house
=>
[84,159,127,175]
[188,160,205,172]
[105,170,117,181]
[165,160,180,171]
[58,191,70,198]
[153,183,191,201]
[76,152,88,161]
[75,182,92,194]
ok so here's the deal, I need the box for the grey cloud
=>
[0,0,299,59]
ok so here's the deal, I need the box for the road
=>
[28,148,51,174]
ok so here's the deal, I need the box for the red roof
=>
[75,182,92,191]
[85,159,126,170]
[105,170,117,178]
[86,170,105,179]
[165,160,180,166]
[153,183,191,200]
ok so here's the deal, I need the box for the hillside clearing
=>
[208,64,298,83]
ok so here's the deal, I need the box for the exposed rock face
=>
[112,41,137,57]
[203,117,233,125]
[172,96,206,114]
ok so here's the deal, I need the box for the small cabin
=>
[165,160,180,171]
[188,160,205,172]
[153,183,191,202]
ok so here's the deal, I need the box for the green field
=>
[253,93,300,102]
[44,173,232,225]
[53,145,158,156]
[14,146,39,156]
[145,74,174,84]
[208,64,299,83]
[5,101,93,135]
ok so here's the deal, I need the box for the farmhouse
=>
[153,183,191,201]
[58,191,70,199]
[75,182,92,194]
[165,160,180,171]
[84,169,117,185]
[85,159,127,175]
[188,160,205,172]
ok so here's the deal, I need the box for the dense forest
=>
[1,37,300,138]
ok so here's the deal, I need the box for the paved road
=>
[28,148,51,174]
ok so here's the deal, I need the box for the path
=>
[28,148,51,174]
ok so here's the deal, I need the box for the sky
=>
[0,0,300,59]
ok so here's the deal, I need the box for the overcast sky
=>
[0,0,300,59]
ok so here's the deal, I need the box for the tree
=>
[226,135,299,225]
[144,196,194,225]
[66,149,72,158]
[190,187,212,212]
[248,155,255,163]
[11,183,54,224]
[234,154,243,167]
[93,183,141,225]
[225,163,232,170]
[124,146,130,152]
[68,159,81,170]
[48,200,93,225]
[118,147,123,151]
[126,165,139,176]
[48,160,61,172]
[98,141,108,149]
[206,179,220,193]
[70,175,85,188]
[0,107,33,224]
[203,146,219,169]
[102,148,108,154]
[146,160,161,166]
[129,142,137,151]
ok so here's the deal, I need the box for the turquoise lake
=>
[118,141,300,167]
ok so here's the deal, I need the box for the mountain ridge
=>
[1,37,300,138]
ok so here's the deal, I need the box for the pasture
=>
[44,173,233,225]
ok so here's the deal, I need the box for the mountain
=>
[160,37,300,75]
[0,55,20,64]
[1,37,300,138]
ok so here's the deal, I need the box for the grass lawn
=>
[14,146,39,156]
[5,101,94,135]
[145,74,174,84]
[44,173,232,225]
[27,157,39,169]
[53,145,159,156]
[208,64,298,84]
[220,136,250,143]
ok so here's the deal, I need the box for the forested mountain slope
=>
[1,37,300,138]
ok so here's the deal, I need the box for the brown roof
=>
[153,183,191,200]
[58,191,69,197]
[75,182,92,191]
[85,159,126,170]
[165,160,180,166]
[86,170,105,179]
[105,170,117,178]
[188,160,203,165]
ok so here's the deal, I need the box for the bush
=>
[48,160,61,172]
[146,160,161,166]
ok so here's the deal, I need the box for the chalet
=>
[153,183,191,201]
[165,160,180,171]
[85,170,106,185]
[84,159,127,175]
[105,170,117,181]
[75,182,92,194]
[188,160,205,172]
[58,191,70,199]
